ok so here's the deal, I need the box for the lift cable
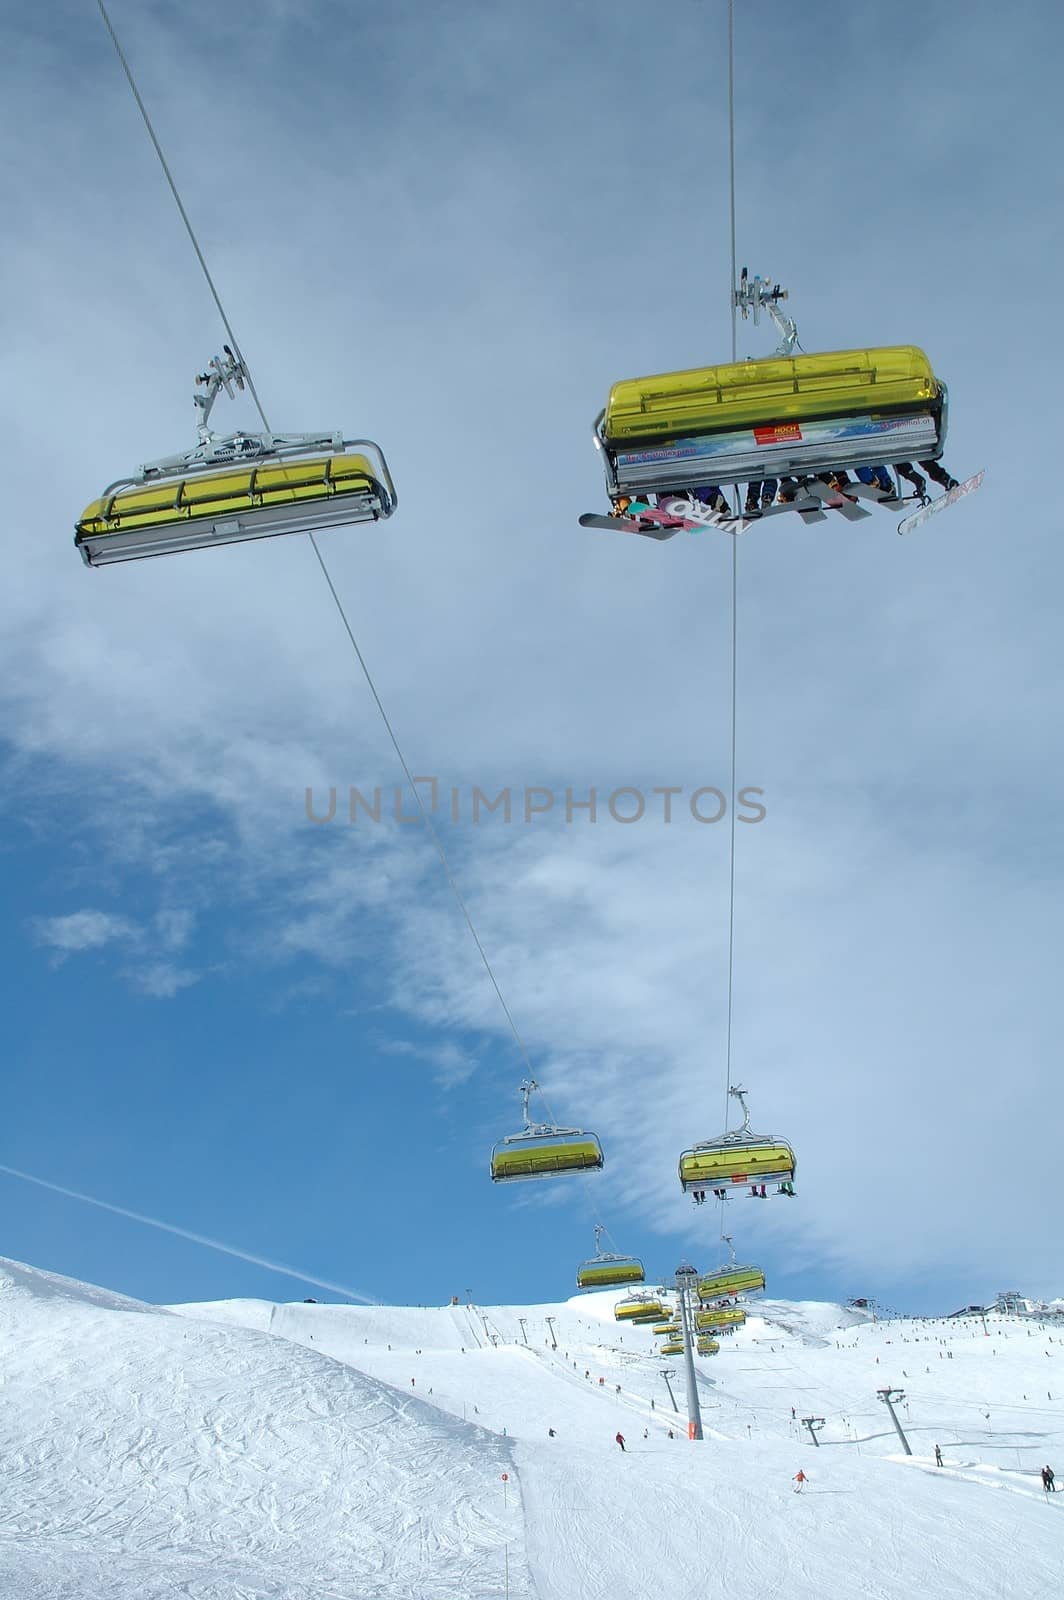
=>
[723,0,740,1125]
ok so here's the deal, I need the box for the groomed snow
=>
[3,1257,1063,1597]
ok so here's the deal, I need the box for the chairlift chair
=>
[696,1234,765,1303]
[491,1080,604,1183]
[660,1339,685,1356]
[696,1336,721,1356]
[76,349,397,566]
[695,1303,748,1328]
[678,1086,795,1194]
[590,274,949,519]
[695,1301,748,1328]
[576,1226,645,1290]
[613,1293,667,1323]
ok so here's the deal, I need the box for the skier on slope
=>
[1042,1465,1055,1493]
[793,1470,807,1493]
[934,1444,943,1467]
[615,1432,626,1452]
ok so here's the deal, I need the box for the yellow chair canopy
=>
[604,347,939,445]
[576,1256,644,1290]
[697,1264,766,1298]
[679,1141,795,1189]
[696,1304,748,1326]
[76,449,390,565]
[660,1340,685,1355]
[614,1296,666,1322]
[491,1134,604,1182]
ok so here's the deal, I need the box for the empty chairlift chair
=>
[697,1237,765,1301]
[614,1293,668,1324]
[76,348,397,567]
[491,1080,604,1183]
[660,1339,685,1356]
[678,1085,796,1197]
[696,1336,721,1357]
[576,1225,645,1290]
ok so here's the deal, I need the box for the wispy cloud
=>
[32,909,136,956]
[30,904,200,996]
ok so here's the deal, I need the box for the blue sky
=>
[2,0,1062,1316]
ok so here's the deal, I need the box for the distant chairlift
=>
[695,1303,748,1328]
[614,1293,668,1324]
[576,1225,645,1290]
[678,1085,796,1196]
[76,348,397,566]
[697,1236,765,1302]
[491,1079,604,1183]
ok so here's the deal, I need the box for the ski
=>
[896,470,985,536]
[844,482,919,511]
[805,480,873,522]
[755,495,827,526]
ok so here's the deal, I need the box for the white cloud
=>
[133,962,200,999]
[32,910,137,956]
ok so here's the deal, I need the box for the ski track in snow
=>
[2,1257,1063,1597]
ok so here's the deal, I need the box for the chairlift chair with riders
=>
[584,272,970,537]
[76,349,398,566]
[696,1303,748,1327]
[490,1080,604,1183]
[678,1085,796,1195]
[575,1225,645,1290]
[696,1336,721,1356]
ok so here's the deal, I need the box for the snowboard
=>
[896,470,985,536]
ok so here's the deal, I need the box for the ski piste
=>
[896,470,985,536]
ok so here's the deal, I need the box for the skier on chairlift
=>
[895,459,960,500]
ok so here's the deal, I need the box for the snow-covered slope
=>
[3,1256,1063,1597]
[0,1259,525,1598]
